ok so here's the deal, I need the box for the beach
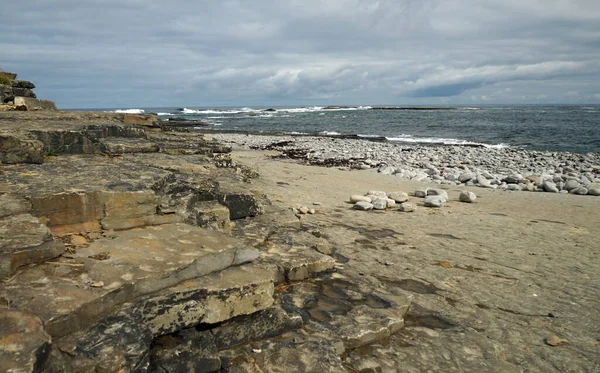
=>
[217,141,600,372]
[1,110,599,372]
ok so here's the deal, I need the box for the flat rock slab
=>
[277,273,411,354]
[47,264,274,372]
[0,213,64,279]
[0,307,51,373]
[1,223,258,338]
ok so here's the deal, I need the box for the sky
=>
[1,0,600,108]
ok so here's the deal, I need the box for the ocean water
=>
[105,105,600,154]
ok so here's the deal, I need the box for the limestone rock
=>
[366,190,387,198]
[570,187,588,195]
[99,137,159,155]
[0,134,44,164]
[44,264,273,372]
[371,198,387,210]
[458,171,474,183]
[388,191,409,203]
[13,97,57,111]
[399,202,415,212]
[212,306,303,350]
[187,200,231,233]
[543,181,559,193]
[350,195,371,203]
[1,224,261,339]
[0,213,65,279]
[563,179,580,191]
[415,188,428,198]
[459,190,477,203]
[588,188,600,196]
[150,331,221,373]
[424,195,446,207]
[354,201,373,210]
[0,307,51,373]
[427,188,449,201]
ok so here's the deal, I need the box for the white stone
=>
[398,202,415,212]
[371,198,388,210]
[426,188,449,201]
[387,191,409,203]
[424,195,446,208]
[459,191,477,203]
[415,188,428,198]
[350,195,371,203]
[354,201,374,210]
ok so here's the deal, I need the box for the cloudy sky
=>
[2,0,600,108]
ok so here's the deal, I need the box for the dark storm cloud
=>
[1,0,599,107]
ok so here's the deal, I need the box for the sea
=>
[95,105,600,154]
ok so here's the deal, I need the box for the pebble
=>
[459,191,477,203]
[588,188,600,196]
[388,191,409,203]
[367,190,388,198]
[424,195,446,208]
[208,134,600,197]
[545,335,568,346]
[543,181,559,193]
[564,179,580,191]
[399,202,415,212]
[354,201,373,210]
[371,198,388,210]
[415,188,428,198]
[298,206,309,214]
[427,188,449,201]
[351,195,371,203]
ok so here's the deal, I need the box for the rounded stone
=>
[459,191,477,203]
[398,202,415,212]
[354,201,373,211]
[371,198,388,210]
[588,188,600,196]
[414,188,428,198]
[427,188,449,201]
[387,191,409,203]
[350,195,371,203]
[424,195,446,208]
[563,179,580,191]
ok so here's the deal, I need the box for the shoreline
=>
[206,132,600,196]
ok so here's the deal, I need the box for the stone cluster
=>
[209,134,600,196]
[350,188,474,211]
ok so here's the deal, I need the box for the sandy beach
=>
[217,141,600,372]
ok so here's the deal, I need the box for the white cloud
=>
[1,0,599,107]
